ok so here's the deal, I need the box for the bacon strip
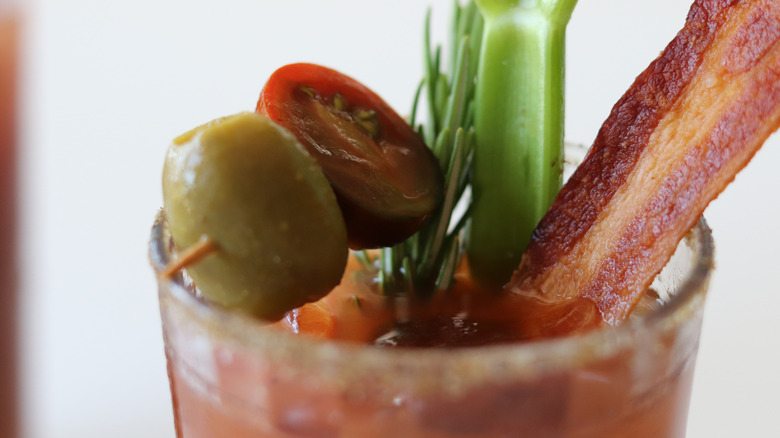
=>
[506,0,780,326]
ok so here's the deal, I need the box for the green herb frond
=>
[373,0,483,299]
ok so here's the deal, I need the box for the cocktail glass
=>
[149,146,715,438]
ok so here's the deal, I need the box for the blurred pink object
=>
[0,2,19,437]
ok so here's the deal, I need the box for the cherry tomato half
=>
[257,63,443,249]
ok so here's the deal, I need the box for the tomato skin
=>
[257,63,443,249]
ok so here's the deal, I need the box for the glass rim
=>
[150,210,714,392]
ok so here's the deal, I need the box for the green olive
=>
[162,112,348,320]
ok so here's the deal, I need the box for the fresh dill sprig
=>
[367,0,483,299]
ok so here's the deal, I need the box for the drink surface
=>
[269,255,605,346]
[269,253,674,347]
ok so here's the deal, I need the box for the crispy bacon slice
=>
[506,0,780,327]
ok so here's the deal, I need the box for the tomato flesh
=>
[257,63,443,249]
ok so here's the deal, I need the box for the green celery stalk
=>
[373,1,482,298]
[468,0,577,287]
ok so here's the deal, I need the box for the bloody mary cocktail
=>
[150,212,713,438]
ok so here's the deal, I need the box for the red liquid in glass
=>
[162,256,702,438]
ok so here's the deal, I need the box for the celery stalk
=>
[468,0,577,287]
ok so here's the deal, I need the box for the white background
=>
[16,0,779,437]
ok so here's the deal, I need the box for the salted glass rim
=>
[150,208,714,388]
